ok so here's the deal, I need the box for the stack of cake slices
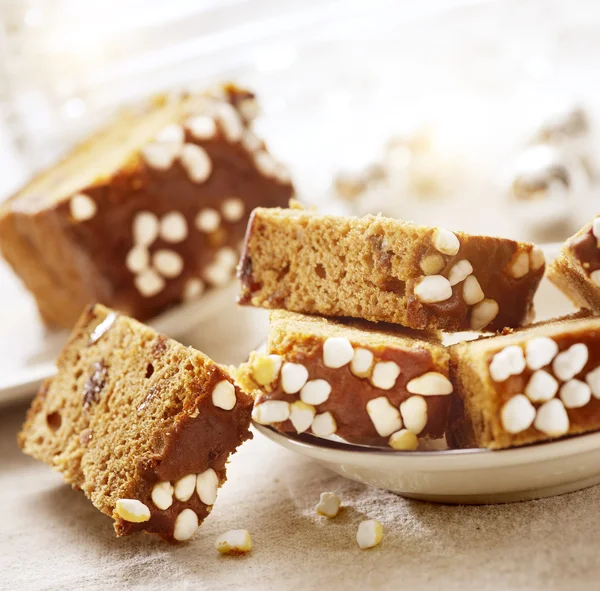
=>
[237,204,600,452]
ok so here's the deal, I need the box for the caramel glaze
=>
[570,228,600,275]
[54,108,292,322]
[405,233,544,332]
[256,338,450,446]
[489,330,600,441]
[117,370,253,542]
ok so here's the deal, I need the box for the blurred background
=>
[0,0,598,394]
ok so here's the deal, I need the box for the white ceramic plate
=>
[0,258,239,407]
[253,243,600,504]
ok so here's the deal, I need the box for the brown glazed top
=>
[570,226,600,275]
[117,371,253,541]
[257,338,450,446]
[45,89,292,323]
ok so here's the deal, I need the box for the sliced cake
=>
[18,304,253,541]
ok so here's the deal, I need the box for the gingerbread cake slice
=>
[238,206,545,332]
[447,314,600,450]
[0,84,293,329]
[18,304,253,542]
[236,310,452,450]
[547,213,600,313]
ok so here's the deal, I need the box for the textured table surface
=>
[2,304,600,591]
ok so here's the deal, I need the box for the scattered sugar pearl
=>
[160,211,188,243]
[525,370,559,403]
[553,343,589,381]
[470,298,499,330]
[388,429,419,451]
[281,362,309,394]
[289,401,315,433]
[173,509,199,542]
[366,396,403,437]
[180,143,212,183]
[529,247,545,271]
[241,130,262,153]
[406,372,453,396]
[215,529,253,555]
[115,499,151,523]
[586,366,600,398]
[414,275,453,303]
[155,123,184,145]
[591,270,600,287]
[534,398,569,437]
[204,248,237,286]
[357,520,383,550]
[525,337,558,370]
[300,379,332,405]
[221,197,245,223]
[311,412,337,437]
[183,278,205,301]
[508,251,530,279]
[174,474,196,502]
[489,346,526,382]
[142,141,179,170]
[500,395,536,434]
[371,361,401,390]
[212,380,237,410]
[135,269,165,297]
[560,379,592,409]
[323,337,354,368]
[215,102,244,142]
[448,259,473,286]
[151,481,174,510]
[462,275,484,305]
[126,245,149,274]
[316,492,341,518]
[238,97,259,121]
[195,208,221,233]
[186,115,217,140]
[70,193,97,221]
[351,348,374,377]
[432,228,460,255]
[196,468,219,505]
[400,395,428,434]
[153,249,184,278]
[252,400,290,424]
[133,211,160,246]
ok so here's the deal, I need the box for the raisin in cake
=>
[547,213,600,313]
[236,310,452,449]
[0,84,293,328]
[448,314,600,449]
[238,207,545,332]
[18,304,252,541]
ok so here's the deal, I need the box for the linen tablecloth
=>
[2,304,600,591]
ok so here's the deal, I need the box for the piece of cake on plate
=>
[19,304,253,542]
[448,313,600,449]
[0,84,293,328]
[547,213,600,313]
[238,206,545,332]
[236,310,453,450]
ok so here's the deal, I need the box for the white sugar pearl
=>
[351,348,374,377]
[186,115,217,140]
[183,278,205,300]
[133,211,160,246]
[242,130,262,153]
[238,97,259,121]
[311,412,337,437]
[289,401,315,433]
[215,529,253,554]
[70,193,97,221]
[212,380,236,410]
[366,396,403,437]
[174,474,196,502]
[371,361,401,390]
[196,468,219,505]
[406,372,453,396]
[463,275,484,305]
[400,396,428,434]
[195,208,221,233]
[489,346,526,382]
[534,398,569,437]
[221,197,245,223]
[432,228,460,255]
[470,299,499,331]
[115,499,151,523]
[552,344,589,381]
[316,492,341,518]
[357,520,383,550]
[142,141,179,170]
[524,370,559,403]
[529,247,545,271]
[559,379,592,409]
[414,275,453,303]
[586,366,600,398]
[160,211,188,243]
[323,337,354,369]
[151,481,174,511]
[215,102,244,142]
[281,363,309,394]
[126,245,149,273]
[153,249,184,278]
[526,337,559,370]
[508,251,530,278]
[252,400,290,424]
[155,123,184,145]
[180,143,212,183]
[448,259,473,286]
[591,270,600,287]
[134,268,165,297]
[500,394,536,434]
[300,379,332,405]
[173,509,199,542]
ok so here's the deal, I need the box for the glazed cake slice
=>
[448,314,600,450]
[0,84,293,328]
[18,304,252,542]
[547,213,600,313]
[236,310,453,450]
[238,207,545,332]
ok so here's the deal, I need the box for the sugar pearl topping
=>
[525,337,558,370]
[196,468,219,505]
[195,208,221,233]
[371,361,401,390]
[173,509,199,542]
[70,193,97,221]
[323,337,354,368]
[180,143,212,183]
[448,260,473,286]
[133,211,160,246]
[507,251,530,279]
[470,299,499,330]
[366,396,403,437]
[311,412,337,437]
[115,499,151,523]
[252,400,290,424]
[489,346,526,382]
[400,395,428,434]
[160,211,188,243]
[406,372,453,396]
[534,398,569,437]
[289,400,315,433]
[300,379,332,405]
[151,481,174,510]
[212,380,237,410]
[414,275,453,304]
[553,344,588,381]
[281,362,309,394]
[432,228,460,255]
[500,394,536,434]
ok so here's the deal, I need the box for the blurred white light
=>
[63,97,86,119]
[254,46,297,73]
[24,7,43,27]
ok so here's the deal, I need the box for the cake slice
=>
[547,213,600,313]
[448,314,600,449]
[238,207,545,332]
[0,84,293,328]
[236,310,452,449]
[18,304,253,542]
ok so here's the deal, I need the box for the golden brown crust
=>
[19,304,252,541]
[238,207,545,332]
